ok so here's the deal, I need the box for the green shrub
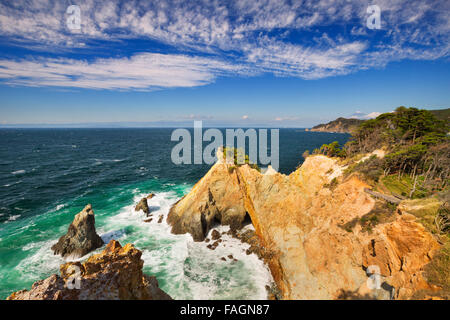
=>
[314,141,346,158]
[223,147,261,172]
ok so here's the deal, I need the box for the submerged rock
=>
[8,240,172,300]
[135,198,150,216]
[51,204,104,258]
[211,229,221,240]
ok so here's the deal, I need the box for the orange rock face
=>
[168,155,441,299]
[167,162,247,241]
[361,213,440,299]
[7,240,172,300]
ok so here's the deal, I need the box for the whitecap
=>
[8,214,20,221]
[92,158,125,164]
[15,240,65,281]
[11,170,25,175]
[100,229,126,243]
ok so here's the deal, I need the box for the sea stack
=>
[8,240,172,300]
[135,198,150,216]
[51,204,104,258]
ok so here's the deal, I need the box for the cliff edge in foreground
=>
[8,240,172,300]
[167,153,441,299]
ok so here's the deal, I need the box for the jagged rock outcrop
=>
[135,198,150,216]
[8,240,172,300]
[167,161,247,241]
[51,204,104,258]
[168,153,440,299]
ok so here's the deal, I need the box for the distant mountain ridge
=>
[307,117,364,133]
[430,109,450,125]
[308,108,449,133]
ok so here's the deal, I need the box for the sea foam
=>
[102,190,273,300]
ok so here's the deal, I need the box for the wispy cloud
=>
[0,53,249,90]
[0,0,448,89]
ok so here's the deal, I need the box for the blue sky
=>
[0,0,449,127]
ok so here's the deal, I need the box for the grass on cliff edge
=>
[380,175,429,199]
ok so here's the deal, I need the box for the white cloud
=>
[350,111,382,119]
[182,114,214,120]
[242,115,249,120]
[0,0,448,88]
[0,53,249,90]
[274,116,300,121]
[365,112,382,119]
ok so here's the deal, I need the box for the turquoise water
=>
[0,129,349,299]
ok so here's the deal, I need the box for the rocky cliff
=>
[8,240,172,300]
[167,153,441,299]
[167,161,247,241]
[52,204,104,258]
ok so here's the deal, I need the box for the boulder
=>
[147,193,155,200]
[135,198,150,216]
[8,240,172,300]
[51,204,104,258]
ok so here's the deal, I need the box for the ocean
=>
[0,128,349,299]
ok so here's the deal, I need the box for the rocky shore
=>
[167,151,441,299]
[8,202,172,300]
[7,151,444,300]
[8,240,172,300]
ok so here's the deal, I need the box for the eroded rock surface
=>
[167,162,247,241]
[8,240,172,300]
[51,204,104,258]
[167,154,440,299]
